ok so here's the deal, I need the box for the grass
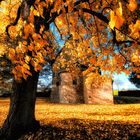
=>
[0,98,140,139]
[35,99,140,124]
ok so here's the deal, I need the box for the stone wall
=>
[84,73,113,104]
[50,76,60,103]
[50,72,84,103]
[59,73,78,103]
[51,72,114,104]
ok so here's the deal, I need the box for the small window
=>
[56,81,60,86]
[73,79,77,85]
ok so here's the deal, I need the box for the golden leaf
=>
[115,16,124,29]
[33,9,40,16]
[25,70,32,76]
[32,33,41,40]
[28,44,34,51]
[35,44,41,51]
[35,64,42,71]
[23,63,30,70]
[8,48,15,60]
[116,2,123,16]
[109,11,117,29]
[127,0,137,12]
[23,73,28,80]
[90,58,96,64]
[28,11,34,23]
[0,44,6,57]
[50,0,54,3]
[31,59,37,68]
[109,3,124,30]
[40,25,45,34]
[25,55,31,63]
[129,20,140,38]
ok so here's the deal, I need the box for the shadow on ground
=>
[19,119,140,140]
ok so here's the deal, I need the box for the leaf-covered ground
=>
[0,98,140,140]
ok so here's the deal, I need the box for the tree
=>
[0,0,140,139]
[129,72,140,88]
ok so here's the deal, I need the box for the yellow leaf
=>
[40,25,45,34]
[28,44,34,51]
[23,41,27,45]
[35,44,41,51]
[115,16,124,29]
[25,55,31,63]
[109,11,117,29]
[49,0,54,3]
[32,33,41,40]
[8,48,15,60]
[23,63,30,70]
[15,65,22,72]
[33,9,40,16]
[109,3,124,30]
[0,44,6,57]
[31,59,37,67]
[25,70,32,76]
[24,24,34,38]
[35,64,42,71]
[23,73,28,80]
[124,70,130,75]
[116,2,123,16]
[28,11,34,23]
[90,58,96,64]
[129,20,140,38]
[55,17,63,26]
[127,0,137,12]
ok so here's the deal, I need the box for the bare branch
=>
[112,28,140,45]
[6,6,21,38]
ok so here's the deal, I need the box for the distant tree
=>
[129,72,140,88]
[0,55,13,94]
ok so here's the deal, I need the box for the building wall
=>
[59,72,78,103]
[51,72,83,103]
[51,72,114,104]
[84,74,113,104]
[50,76,60,103]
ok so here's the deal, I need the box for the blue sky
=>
[40,23,139,91]
[38,71,139,91]
[113,73,139,91]
[48,22,140,91]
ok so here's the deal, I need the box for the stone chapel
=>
[50,71,114,104]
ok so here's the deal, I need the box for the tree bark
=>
[0,69,40,140]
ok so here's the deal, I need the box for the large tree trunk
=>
[0,70,40,140]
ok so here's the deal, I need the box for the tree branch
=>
[6,0,36,38]
[6,6,21,38]
[82,8,109,24]
[112,28,140,45]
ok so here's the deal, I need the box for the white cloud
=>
[113,72,138,91]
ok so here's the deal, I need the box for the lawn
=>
[0,98,140,139]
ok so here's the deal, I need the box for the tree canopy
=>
[0,1,140,139]
[0,0,140,81]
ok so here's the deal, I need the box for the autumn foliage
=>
[0,0,140,81]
